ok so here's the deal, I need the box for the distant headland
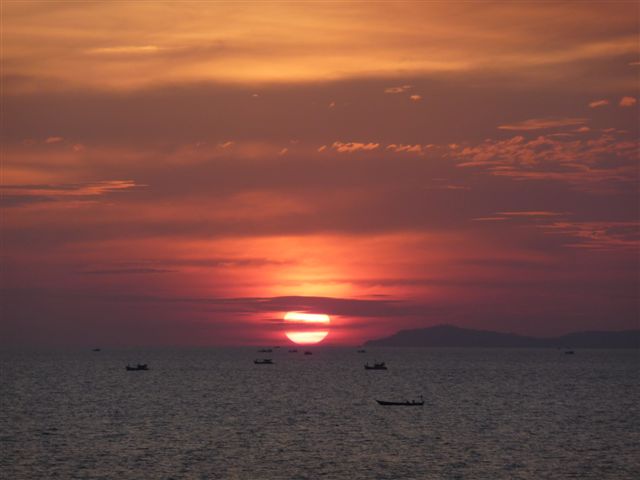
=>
[365,324,640,349]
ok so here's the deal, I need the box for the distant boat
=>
[304,351,313,355]
[376,398,424,406]
[92,348,101,352]
[357,349,366,353]
[258,348,273,353]
[564,349,575,355]
[125,364,148,371]
[254,359,274,364]
[288,349,298,353]
[365,361,387,370]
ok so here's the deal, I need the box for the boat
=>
[365,361,387,370]
[376,398,424,406]
[125,363,148,371]
[304,351,312,355]
[258,348,273,353]
[564,349,575,355]
[254,359,274,364]
[357,349,366,353]
[288,349,298,353]
[92,348,101,352]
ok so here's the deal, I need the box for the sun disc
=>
[283,311,331,345]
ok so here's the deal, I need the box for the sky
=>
[1,1,639,347]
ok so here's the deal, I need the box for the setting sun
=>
[284,312,330,345]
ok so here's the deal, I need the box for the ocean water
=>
[1,347,638,479]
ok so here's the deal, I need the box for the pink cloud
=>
[588,99,609,108]
[384,85,412,94]
[619,96,637,107]
[331,141,380,153]
[542,221,640,250]
[498,211,565,217]
[45,136,64,144]
[386,144,424,153]
[498,118,587,131]
[453,131,638,192]
[409,94,422,102]
[2,180,141,207]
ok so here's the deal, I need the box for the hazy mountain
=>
[365,324,639,348]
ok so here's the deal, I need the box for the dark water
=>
[1,347,638,479]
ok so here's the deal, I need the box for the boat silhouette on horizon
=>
[254,359,274,364]
[376,398,424,406]
[365,361,387,370]
[125,363,148,371]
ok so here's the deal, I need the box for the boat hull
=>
[376,400,424,406]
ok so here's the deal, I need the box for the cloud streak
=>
[498,118,587,131]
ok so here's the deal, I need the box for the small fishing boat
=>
[304,351,313,355]
[258,348,273,353]
[564,349,575,355]
[357,349,366,353]
[125,364,148,371]
[376,398,424,406]
[254,359,274,364]
[365,361,387,370]
[92,348,101,352]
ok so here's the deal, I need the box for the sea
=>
[1,347,638,479]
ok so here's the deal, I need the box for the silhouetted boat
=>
[254,359,274,364]
[92,348,101,352]
[258,348,273,353]
[288,349,298,353]
[365,361,387,370]
[125,364,148,371]
[376,398,424,406]
[357,349,366,353]
[564,349,575,355]
[304,351,312,355]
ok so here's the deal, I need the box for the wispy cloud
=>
[588,99,609,108]
[542,221,640,250]
[474,211,565,222]
[87,45,160,55]
[454,132,638,191]
[619,96,637,107]
[82,267,175,275]
[386,144,424,153]
[331,141,380,153]
[384,85,412,94]
[498,118,587,131]
[1,180,142,207]
[498,211,566,218]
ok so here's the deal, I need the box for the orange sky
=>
[1,1,639,346]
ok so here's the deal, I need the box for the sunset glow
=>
[284,331,330,345]
[1,2,638,348]
[284,312,331,324]
[284,312,331,345]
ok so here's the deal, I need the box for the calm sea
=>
[1,347,638,479]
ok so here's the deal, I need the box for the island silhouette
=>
[365,324,639,348]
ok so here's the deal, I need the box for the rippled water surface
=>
[2,348,638,479]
